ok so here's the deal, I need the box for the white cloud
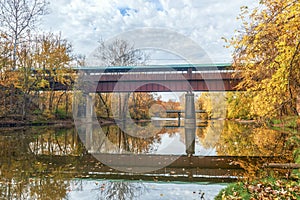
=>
[41,0,259,63]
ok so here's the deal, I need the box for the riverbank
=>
[0,115,153,130]
[0,115,115,129]
[215,115,300,199]
[215,177,300,199]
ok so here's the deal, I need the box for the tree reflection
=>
[216,121,292,157]
[97,181,146,200]
[196,120,223,149]
[29,128,84,156]
[90,124,174,154]
[0,128,85,199]
[1,121,295,199]
[216,121,294,179]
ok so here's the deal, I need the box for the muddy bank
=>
[0,117,152,129]
[0,117,117,129]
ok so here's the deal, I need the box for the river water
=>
[0,120,293,199]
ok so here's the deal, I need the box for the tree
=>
[17,35,38,119]
[92,39,150,120]
[129,92,155,120]
[0,0,49,117]
[33,33,73,113]
[229,0,300,118]
[0,0,49,69]
[226,92,254,119]
[94,39,148,66]
[197,92,226,119]
[0,33,14,115]
[5,32,73,119]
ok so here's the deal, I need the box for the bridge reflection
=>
[0,124,295,186]
[0,122,297,199]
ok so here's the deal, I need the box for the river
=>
[0,119,293,199]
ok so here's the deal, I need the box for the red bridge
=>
[74,63,240,92]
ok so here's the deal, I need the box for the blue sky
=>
[41,0,258,64]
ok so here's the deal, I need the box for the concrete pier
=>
[184,92,196,155]
[184,93,196,128]
[185,127,196,155]
[85,94,93,151]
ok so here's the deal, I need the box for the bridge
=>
[74,63,240,156]
[73,63,240,93]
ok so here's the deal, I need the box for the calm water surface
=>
[0,120,292,199]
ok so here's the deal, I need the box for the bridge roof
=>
[74,63,232,73]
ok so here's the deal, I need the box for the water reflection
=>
[29,128,83,156]
[0,130,73,199]
[98,181,146,200]
[216,121,293,158]
[0,120,296,199]
[78,121,214,156]
[68,179,225,200]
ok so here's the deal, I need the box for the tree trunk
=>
[98,93,110,118]
[65,92,69,115]
[297,95,300,130]
[55,92,65,112]
[22,93,27,120]
[296,95,300,116]
[49,90,54,112]
[120,93,130,121]
[10,84,14,113]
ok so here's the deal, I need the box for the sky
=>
[40,0,258,64]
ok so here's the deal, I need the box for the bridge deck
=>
[77,71,240,92]
[75,63,232,73]
[46,63,241,92]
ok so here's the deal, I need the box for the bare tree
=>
[94,39,148,66]
[0,0,49,69]
[93,39,149,120]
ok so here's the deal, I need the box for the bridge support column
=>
[184,92,196,156]
[185,127,195,155]
[184,93,196,128]
[85,93,93,152]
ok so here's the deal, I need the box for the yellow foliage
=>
[197,92,226,119]
[229,0,300,118]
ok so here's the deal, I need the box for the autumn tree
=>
[8,32,73,119]
[129,93,156,120]
[0,0,49,117]
[226,92,253,119]
[229,0,300,118]
[33,33,73,114]
[17,35,39,119]
[197,92,226,119]
[0,33,13,115]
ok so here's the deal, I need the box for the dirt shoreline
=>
[0,118,116,129]
[0,118,153,129]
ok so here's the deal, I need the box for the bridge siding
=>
[52,66,241,92]
[86,79,238,92]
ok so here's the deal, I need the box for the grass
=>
[215,177,300,200]
[269,116,299,129]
